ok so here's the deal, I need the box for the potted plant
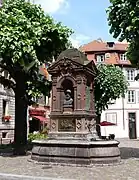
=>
[2,115,11,122]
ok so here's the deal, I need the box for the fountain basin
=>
[31,138,120,166]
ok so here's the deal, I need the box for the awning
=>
[29,109,45,116]
[100,121,116,126]
[32,116,48,122]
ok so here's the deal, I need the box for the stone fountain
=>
[31,48,120,166]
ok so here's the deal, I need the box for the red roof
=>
[80,40,128,52]
[79,40,131,65]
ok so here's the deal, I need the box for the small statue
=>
[63,89,73,107]
[87,121,100,141]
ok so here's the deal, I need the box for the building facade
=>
[80,39,139,139]
[28,64,51,133]
[0,64,51,142]
[0,70,15,143]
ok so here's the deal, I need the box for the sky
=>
[33,0,115,47]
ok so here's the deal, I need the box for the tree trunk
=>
[14,76,27,155]
[96,114,101,137]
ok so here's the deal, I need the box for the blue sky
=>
[34,0,115,47]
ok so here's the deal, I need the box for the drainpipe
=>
[121,65,125,130]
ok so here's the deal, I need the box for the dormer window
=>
[107,42,115,48]
[120,53,127,61]
[96,54,105,63]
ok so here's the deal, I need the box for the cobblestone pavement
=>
[0,139,139,180]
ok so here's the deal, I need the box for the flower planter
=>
[2,115,11,122]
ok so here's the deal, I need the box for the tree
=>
[107,0,139,66]
[94,64,128,135]
[0,0,72,154]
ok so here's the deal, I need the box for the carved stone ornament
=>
[83,76,87,85]
[84,94,86,100]
[76,75,82,84]
[76,120,82,130]
[58,57,74,76]
[53,96,56,101]
[51,121,56,130]
[52,77,57,85]
[59,119,75,132]
[77,94,81,100]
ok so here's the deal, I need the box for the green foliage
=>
[95,64,128,115]
[0,0,72,151]
[0,0,72,103]
[28,132,47,143]
[0,0,72,64]
[107,0,139,66]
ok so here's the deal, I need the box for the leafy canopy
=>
[0,0,72,101]
[95,64,128,115]
[107,0,139,67]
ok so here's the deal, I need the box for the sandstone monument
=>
[31,48,120,166]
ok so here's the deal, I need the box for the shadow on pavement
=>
[120,147,139,159]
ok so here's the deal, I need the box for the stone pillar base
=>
[63,107,73,114]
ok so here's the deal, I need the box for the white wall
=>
[101,67,139,138]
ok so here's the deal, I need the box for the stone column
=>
[74,87,77,110]
[56,88,61,112]
[76,75,82,111]
[81,76,87,110]
[90,81,95,113]
[60,89,64,112]
[51,77,57,112]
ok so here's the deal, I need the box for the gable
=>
[47,57,84,75]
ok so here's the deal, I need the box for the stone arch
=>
[56,75,76,89]
[57,76,76,112]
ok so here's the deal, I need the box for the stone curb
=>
[28,158,123,167]
[0,173,75,180]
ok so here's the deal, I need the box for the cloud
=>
[69,34,91,48]
[33,0,69,14]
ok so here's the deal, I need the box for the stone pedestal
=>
[63,107,73,114]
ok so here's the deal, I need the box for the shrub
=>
[28,132,47,143]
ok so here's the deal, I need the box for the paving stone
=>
[0,139,138,180]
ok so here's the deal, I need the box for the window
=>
[105,53,110,59]
[96,54,105,62]
[137,91,139,103]
[2,100,8,116]
[127,69,135,81]
[2,100,6,116]
[106,113,117,124]
[128,90,135,103]
[2,132,7,138]
[120,53,127,61]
